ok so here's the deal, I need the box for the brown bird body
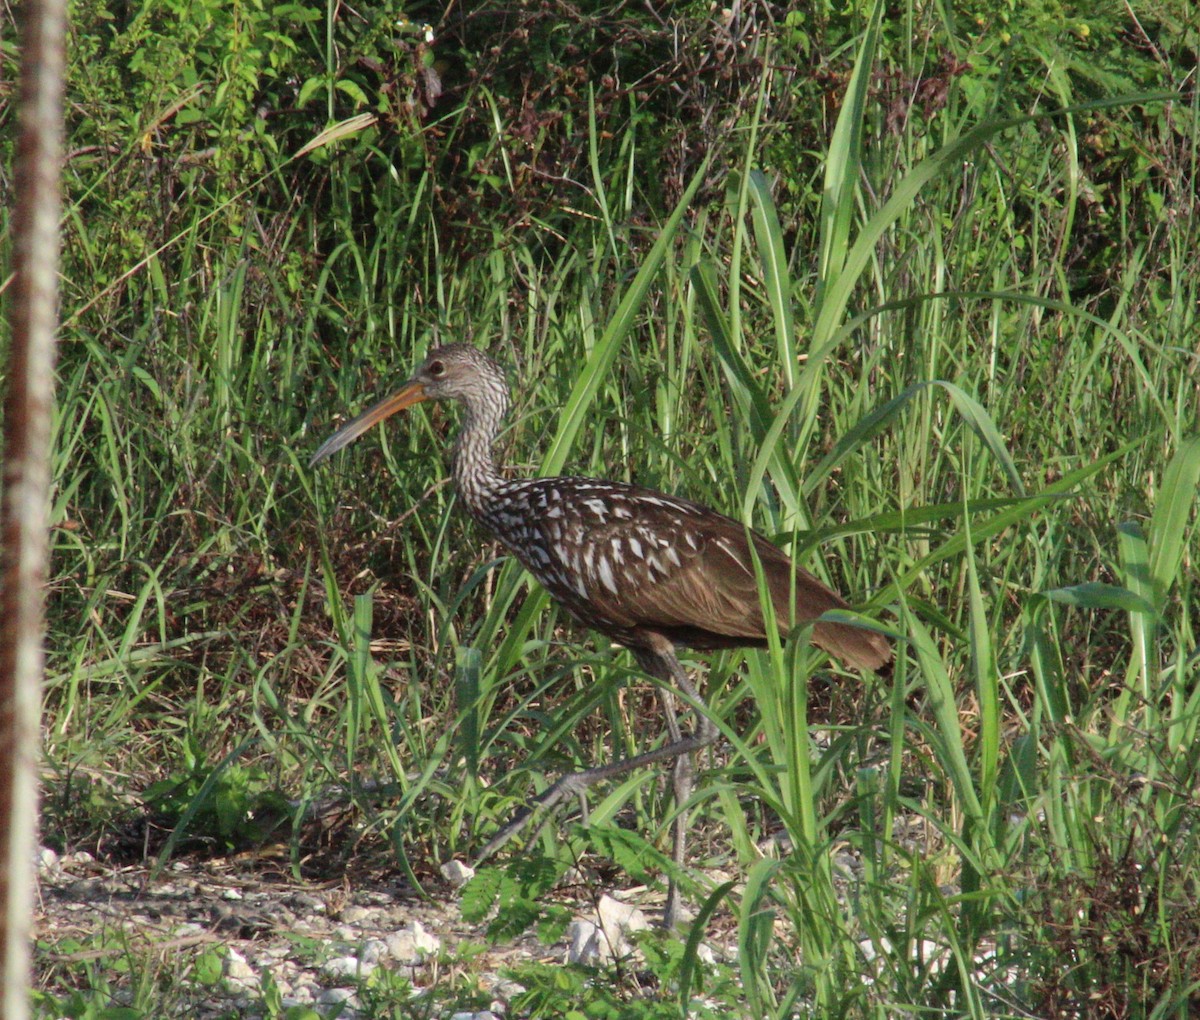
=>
[460,474,887,668]
[311,343,890,927]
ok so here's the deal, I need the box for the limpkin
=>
[310,344,890,928]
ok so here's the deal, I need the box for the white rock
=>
[258,944,292,962]
[221,887,244,901]
[859,936,950,979]
[36,846,59,875]
[172,923,206,938]
[360,938,388,965]
[596,894,648,954]
[340,905,374,924]
[489,975,527,998]
[567,919,602,966]
[287,892,325,912]
[761,831,793,855]
[288,979,320,1003]
[440,859,475,887]
[385,920,440,965]
[323,955,375,981]
[449,1012,500,1020]
[317,986,357,1006]
[223,947,258,989]
[567,896,650,965]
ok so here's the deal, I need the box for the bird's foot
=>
[474,770,598,864]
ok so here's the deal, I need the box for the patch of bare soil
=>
[34,847,564,1017]
[33,829,743,1019]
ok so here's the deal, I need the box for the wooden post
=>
[1,0,66,1015]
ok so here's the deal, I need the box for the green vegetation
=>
[4,0,1198,1015]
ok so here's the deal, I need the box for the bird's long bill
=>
[308,380,428,467]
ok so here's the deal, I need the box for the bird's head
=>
[308,344,506,467]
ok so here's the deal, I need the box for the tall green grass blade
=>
[1147,436,1200,611]
[587,85,618,260]
[815,0,883,302]
[938,383,1025,495]
[963,507,999,806]
[694,258,805,523]
[878,439,1145,603]
[746,169,796,380]
[344,593,373,781]
[692,259,774,432]
[747,375,1028,539]
[724,62,770,351]
[455,645,483,778]
[809,94,1175,356]
[738,857,782,1018]
[538,156,711,476]
[1118,522,1155,708]
[909,614,983,823]
[803,380,1024,499]
[678,878,737,1012]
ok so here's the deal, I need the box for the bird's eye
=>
[428,360,445,377]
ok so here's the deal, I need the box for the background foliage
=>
[2,0,1198,1015]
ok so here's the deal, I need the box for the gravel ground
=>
[33,844,709,1018]
[34,812,942,1016]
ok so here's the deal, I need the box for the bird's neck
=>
[452,397,506,515]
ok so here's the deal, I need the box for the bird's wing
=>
[521,479,890,670]
[577,514,841,638]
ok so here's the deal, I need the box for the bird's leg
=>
[659,686,690,928]
[656,672,689,912]
[649,654,715,930]
[473,716,715,864]
[474,646,717,933]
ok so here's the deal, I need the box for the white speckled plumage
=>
[310,343,890,928]
[312,343,891,669]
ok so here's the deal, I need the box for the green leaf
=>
[584,825,670,884]
[536,904,573,944]
[193,947,224,985]
[1040,582,1156,613]
[334,79,369,107]
[1147,435,1200,609]
[460,867,502,923]
[296,75,326,108]
[738,857,782,1018]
